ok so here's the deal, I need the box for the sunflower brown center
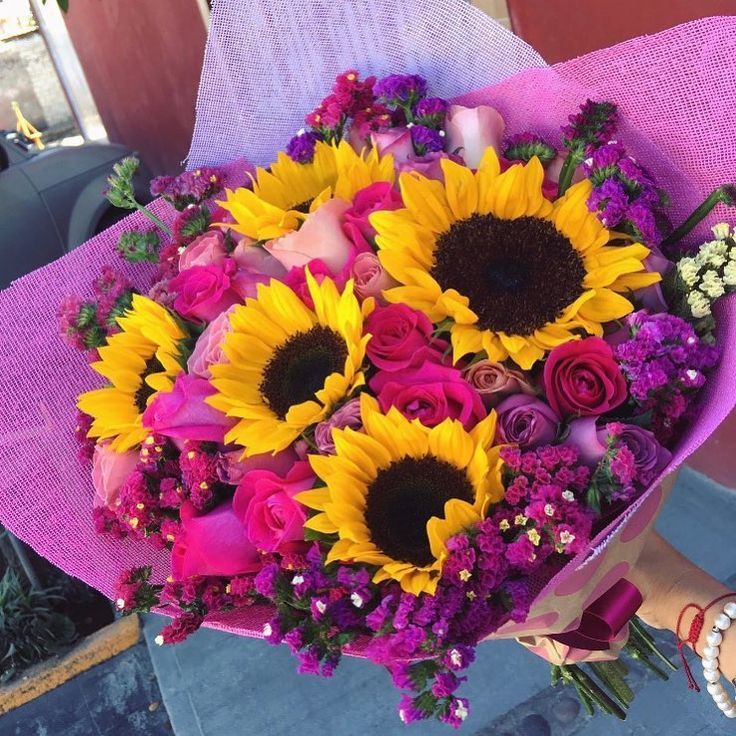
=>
[133,356,163,413]
[431,214,587,336]
[364,456,474,568]
[259,325,348,419]
[292,198,313,214]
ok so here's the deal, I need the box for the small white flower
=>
[700,270,725,299]
[449,648,462,668]
[677,257,700,287]
[262,623,273,637]
[712,222,731,240]
[116,598,126,609]
[559,530,576,545]
[562,490,575,502]
[406,122,414,128]
[544,503,555,517]
[350,592,365,608]
[438,130,446,137]
[399,710,408,724]
[297,127,306,136]
[154,635,164,646]
[315,600,327,614]
[686,369,699,381]
[687,290,712,319]
[724,261,736,287]
[291,574,305,585]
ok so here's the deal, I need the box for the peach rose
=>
[463,360,535,409]
[91,444,139,510]
[351,252,397,301]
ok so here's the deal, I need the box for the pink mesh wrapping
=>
[1,2,736,646]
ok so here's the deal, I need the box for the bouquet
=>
[2,1,736,728]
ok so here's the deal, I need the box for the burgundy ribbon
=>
[549,578,643,651]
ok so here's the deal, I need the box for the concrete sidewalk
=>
[144,467,736,736]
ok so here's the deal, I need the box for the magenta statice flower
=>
[150,167,225,210]
[562,99,618,154]
[158,612,205,644]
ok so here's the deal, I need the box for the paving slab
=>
[145,467,736,736]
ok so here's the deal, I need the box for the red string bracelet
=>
[675,594,736,692]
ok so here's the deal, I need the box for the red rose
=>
[543,337,627,418]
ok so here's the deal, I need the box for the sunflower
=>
[207,272,370,456]
[297,394,504,596]
[217,140,395,241]
[370,149,660,369]
[77,295,187,452]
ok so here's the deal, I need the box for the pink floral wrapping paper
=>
[1,1,736,661]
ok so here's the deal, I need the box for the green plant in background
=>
[41,0,69,11]
[0,569,77,683]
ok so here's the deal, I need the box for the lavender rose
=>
[495,395,560,449]
[314,398,363,454]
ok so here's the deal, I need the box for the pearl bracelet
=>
[702,600,736,718]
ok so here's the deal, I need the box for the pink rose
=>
[463,360,535,409]
[217,447,300,486]
[370,363,486,429]
[169,258,242,322]
[445,104,505,168]
[178,230,228,271]
[264,198,355,273]
[171,500,262,579]
[91,444,138,509]
[365,303,448,371]
[142,374,235,443]
[187,308,233,380]
[231,239,287,287]
[371,127,414,162]
[342,182,403,249]
[396,151,458,182]
[351,252,397,301]
[233,460,314,553]
[543,337,627,418]
[495,395,560,449]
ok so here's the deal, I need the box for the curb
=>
[0,613,141,715]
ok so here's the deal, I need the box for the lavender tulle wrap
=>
[1,1,735,658]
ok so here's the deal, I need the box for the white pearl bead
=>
[714,692,730,705]
[703,645,720,659]
[725,707,736,719]
[703,657,720,670]
[705,668,722,683]
[717,699,732,712]
[715,613,732,631]
[708,681,725,696]
[724,601,736,619]
[707,630,723,647]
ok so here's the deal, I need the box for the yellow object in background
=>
[12,101,44,150]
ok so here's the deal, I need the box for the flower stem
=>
[556,153,580,198]
[661,185,736,248]
[134,202,172,236]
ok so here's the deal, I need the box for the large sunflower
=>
[297,394,504,596]
[77,295,187,452]
[217,140,395,241]
[370,149,660,369]
[207,272,370,456]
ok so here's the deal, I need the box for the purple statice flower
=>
[397,693,426,724]
[626,201,659,244]
[151,167,225,210]
[503,132,557,166]
[389,662,415,690]
[562,99,618,155]
[254,562,281,599]
[615,311,720,441]
[410,124,444,155]
[440,697,470,728]
[413,97,448,128]
[285,129,322,163]
[374,73,428,106]
[587,178,629,228]
[431,671,462,698]
[443,645,475,671]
